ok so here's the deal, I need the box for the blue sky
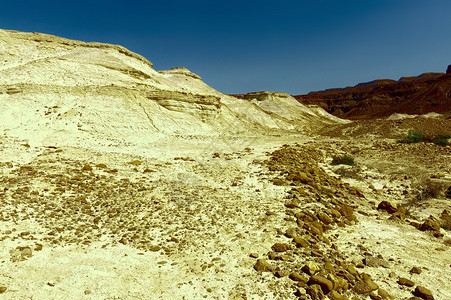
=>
[1,0,450,94]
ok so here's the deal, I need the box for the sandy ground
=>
[1,130,450,300]
[0,133,302,299]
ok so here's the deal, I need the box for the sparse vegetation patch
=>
[331,154,355,166]
[398,131,450,146]
[398,131,425,144]
[433,134,451,146]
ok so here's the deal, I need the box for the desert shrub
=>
[334,166,362,180]
[331,154,355,166]
[398,131,425,144]
[402,180,445,217]
[433,134,450,146]
[416,180,444,201]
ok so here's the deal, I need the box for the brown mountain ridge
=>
[294,67,451,119]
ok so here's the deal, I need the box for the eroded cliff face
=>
[0,29,344,151]
[295,72,451,119]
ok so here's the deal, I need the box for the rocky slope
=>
[294,71,451,119]
[0,29,344,154]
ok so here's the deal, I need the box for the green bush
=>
[433,134,450,146]
[331,154,355,166]
[398,131,425,144]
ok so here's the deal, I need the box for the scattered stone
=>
[354,273,378,294]
[81,164,92,171]
[318,212,333,225]
[306,284,325,300]
[420,216,440,232]
[398,277,415,287]
[293,236,309,248]
[129,160,142,165]
[378,288,392,299]
[329,290,348,300]
[308,274,333,294]
[327,273,348,291]
[21,246,32,258]
[272,178,285,186]
[285,227,298,238]
[301,261,319,275]
[254,259,275,272]
[148,245,161,252]
[338,204,356,221]
[84,289,91,295]
[249,253,259,258]
[324,261,334,271]
[276,254,293,261]
[364,255,390,268]
[289,272,308,283]
[390,207,406,221]
[275,269,289,278]
[271,243,290,252]
[370,292,382,300]
[347,264,359,276]
[0,287,6,294]
[413,286,434,300]
[446,186,451,199]
[285,199,300,208]
[329,209,342,219]
[294,287,307,297]
[433,232,444,238]
[410,267,422,274]
[377,201,397,214]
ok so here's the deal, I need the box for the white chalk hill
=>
[0,29,346,149]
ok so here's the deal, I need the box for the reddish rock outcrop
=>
[295,70,451,119]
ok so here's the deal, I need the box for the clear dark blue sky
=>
[1,0,450,94]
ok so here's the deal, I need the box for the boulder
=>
[413,286,434,300]
[420,216,440,232]
[293,236,310,248]
[254,259,275,272]
[271,243,290,252]
[377,201,397,214]
[354,273,378,294]
[329,290,348,300]
[308,275,334,294]
[398,277,415,287]
[306,284,325,300]
[302,261,320,275]
[289,272,308,283]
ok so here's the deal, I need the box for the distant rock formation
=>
[447,65,451,74]
[294,71,451,119]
